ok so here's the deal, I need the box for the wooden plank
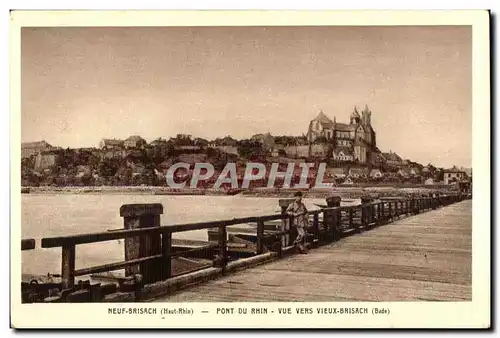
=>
[41,214,285,248]
[75,254,163,276]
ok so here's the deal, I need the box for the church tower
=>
[362,104,372,126]
[350,106,361,124]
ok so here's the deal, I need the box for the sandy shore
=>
[21,185,456,199]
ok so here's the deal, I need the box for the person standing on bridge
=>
[286,191,309,254]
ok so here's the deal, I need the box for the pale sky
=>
[21,26,472,168]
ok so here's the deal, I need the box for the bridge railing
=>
[23,192,467,300]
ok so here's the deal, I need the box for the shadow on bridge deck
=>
[153,200,472,302]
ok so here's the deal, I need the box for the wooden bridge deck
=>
[154,200,472,302]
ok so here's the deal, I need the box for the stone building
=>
[381,151,403,168]
[99,138,124,149]
[306,105,377,164]
[124,135,147,149]
[443,167,468,185]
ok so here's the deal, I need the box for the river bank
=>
[21,185,456,199]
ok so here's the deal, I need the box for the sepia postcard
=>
[10,10,491,329]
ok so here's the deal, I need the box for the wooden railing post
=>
[326,196,341,241]
[21,239,36,251]
[161,230,172,280]
[120,203,163,285]
[61,243,76,289]
[218,223,228,271]
[388,202,393,221]
[349,207,358,233]
[361,196,372,230]
[256,219,265,254]
[312,213,319,245]
[380,202,385,224]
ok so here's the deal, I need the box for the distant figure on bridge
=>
[286,191,309,254]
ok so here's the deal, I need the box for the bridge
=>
[20,193,471,303]
[154,199,471,302]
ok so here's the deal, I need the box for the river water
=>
[21,194,359,277]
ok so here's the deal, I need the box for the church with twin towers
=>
[306,105,377,164]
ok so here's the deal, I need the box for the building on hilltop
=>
[381,151,403,167]
[306,105,377,164]
[21,140,53,158]
[208,136,239,155]
[443,166,468,185]
[99,138,125,150]
[124,135,147,149]
[251,133,275,150]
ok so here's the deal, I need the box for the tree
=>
[435,169,444,182]
[237,139,265,159]
[98,159,120,178]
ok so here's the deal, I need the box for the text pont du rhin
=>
[216,307,389,315]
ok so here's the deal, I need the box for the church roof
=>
[381,152,402,162]
[312,111,334,128]
[125,135,146,142]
